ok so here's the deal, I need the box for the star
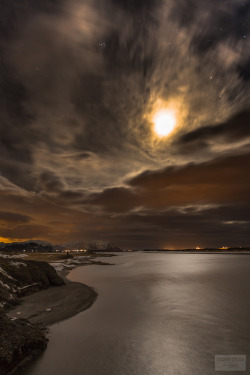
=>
[98,42,106,48]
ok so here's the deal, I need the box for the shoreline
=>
[5,265,98,374]
[7,267,98,328]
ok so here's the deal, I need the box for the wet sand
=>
[6,273,97,327]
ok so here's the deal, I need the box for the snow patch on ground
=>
[75,256,90,260]
[0,279,11,289]
[0,266,15,280]
[49,262,76,271]
[49,258,91,272]
[10,261,27,267]
[0,252,27,259]
[49,263,65,272]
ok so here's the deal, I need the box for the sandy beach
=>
[6,272,97,327]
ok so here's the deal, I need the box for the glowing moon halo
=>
[153,110,176,137]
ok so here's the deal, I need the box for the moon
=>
[153,110,176,137]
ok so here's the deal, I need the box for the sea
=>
[20,252,250,375]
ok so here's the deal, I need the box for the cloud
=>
[0,211,31,224]
[115,203,250,248]
[37,171,66,193]
[0,175,29,195]
[0,224,52,240]
[175,110,250,153]
[86,152,250,213]
[129,152,250,206]
[86,187,139,213]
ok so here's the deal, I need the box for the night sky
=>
[0,0,250,249]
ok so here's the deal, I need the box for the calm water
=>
[21,253,250,375]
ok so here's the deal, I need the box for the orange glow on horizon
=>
[0,237,29,244]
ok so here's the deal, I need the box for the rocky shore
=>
[0,312,47,375]
[0,255,98,375]
[6,273,97,327]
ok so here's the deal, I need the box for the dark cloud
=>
[110,0,160,13]
[116,203,250,248]
[237,60,250,81]
[86,152,250,213]
[65,152,94,161]
[1,224,52,240]
[128,152,250,206]
[86,187,139,213]
[37,171,65,193]
[0,60,35,189]
[0,211,31,224]
[175,109,250,153]
[189,1,250,53]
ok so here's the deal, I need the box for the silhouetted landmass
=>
[0,312,47,375]
[143,247,250,252]
[0,240,123,253]
[92,243,123,252]
[0,257,64,374]
[1,241,54,253]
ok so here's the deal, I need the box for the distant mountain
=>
[1,239,122,252]
[54,241,122,252]
[2,241,54,253]
[105,242,122,252]
[23,240,51,246]
[53,241,97,251]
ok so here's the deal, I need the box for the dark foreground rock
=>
[0,257,98,374]
[0,258,64,309]
[0,258,65,374]
[0,312,47,375]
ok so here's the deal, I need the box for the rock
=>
[0,258,65,373]
[0,313,47,375]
